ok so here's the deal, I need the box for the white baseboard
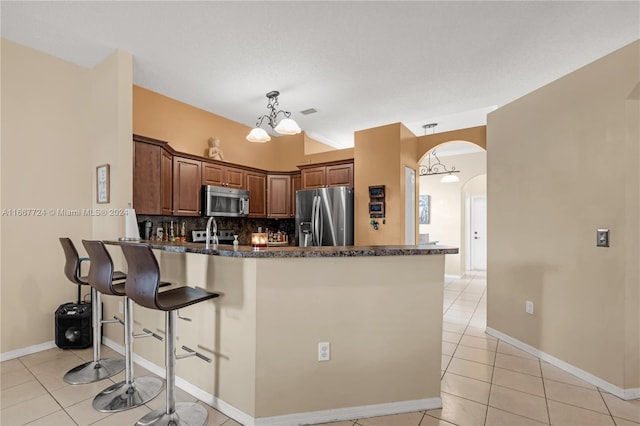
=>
[103,337,441,426]
[0,340,56,362]
[486,327,640,401]
[445,274,463,280]
[251,398,442,426]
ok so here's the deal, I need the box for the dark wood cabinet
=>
[300,160,353,189]
[133,135,351,219]
[134,139,173,215]
[301,166,326,189]
[161,150,173,215]
[172,156,201,216]
[246,171,267,218]
[326,162,353,187]
[291,173,301,218]
[202,163,245,189]
[267,174,291,218]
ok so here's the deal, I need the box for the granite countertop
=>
[104,240,458,258]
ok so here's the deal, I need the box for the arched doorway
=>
[418,140,486,277]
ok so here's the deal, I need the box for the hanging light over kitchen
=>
[418,123,461,183]
[246,91,301,143]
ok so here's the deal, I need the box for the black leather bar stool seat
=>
[120,242,220,426]
[83,240,163,413]
[60,238,126,384]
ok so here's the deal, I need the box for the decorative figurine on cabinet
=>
[208,137,224,161]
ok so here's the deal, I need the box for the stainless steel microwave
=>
[202,185,249,217]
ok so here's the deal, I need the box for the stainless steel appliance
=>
[295,186,354,247]
[202,185,249,217]
[192,229,236,245]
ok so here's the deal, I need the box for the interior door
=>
[405,167,416,244]
[470,195,487,270]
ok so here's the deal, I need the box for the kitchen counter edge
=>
[104,240,459,258]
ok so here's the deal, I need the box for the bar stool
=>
[83,240,164,413]
[60,237,126,384]
[120,242,220,426]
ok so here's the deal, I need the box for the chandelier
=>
[246,91,301,143]
[418,123,461,183]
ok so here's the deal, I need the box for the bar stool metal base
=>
[93,376,163,413]
[135,402,208,426]
[63,357,125,385]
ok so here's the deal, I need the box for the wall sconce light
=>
[418,123,461,183]
[246,91,301,143]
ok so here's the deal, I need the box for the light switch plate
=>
[597,229,609,247]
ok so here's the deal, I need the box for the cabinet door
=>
[173,156,202,216]
[161,149,173,215]
[133,142,161,215]
[290,173,302,218]
[202,163,224,186]
[246,171,266,218]
[301,166,326,189]
[267,174,291,218]
[225,166,245,189]
[326,162,354,187]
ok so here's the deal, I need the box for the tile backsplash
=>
[137,215,295,246]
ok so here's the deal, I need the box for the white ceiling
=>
[2,1,638,149]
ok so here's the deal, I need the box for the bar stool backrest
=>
[120,242,161,310]
[59,237,87,286]
[82,240,120,296]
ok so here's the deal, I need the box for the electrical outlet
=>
[118,301,124,314]
[318,342,330,361]
[525,300,534,315]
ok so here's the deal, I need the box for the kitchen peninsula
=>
[104,241,457,426]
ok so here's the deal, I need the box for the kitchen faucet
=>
[205,216,218,249]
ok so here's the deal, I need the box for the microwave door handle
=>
[239,197,246,214]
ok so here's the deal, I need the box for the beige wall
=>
[133,86,353,171]
[420,151,487,276]
[0,39,133,354]
[354,123,417,246]
[487,40,639,391]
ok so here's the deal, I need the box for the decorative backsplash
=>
[137,215,295,246]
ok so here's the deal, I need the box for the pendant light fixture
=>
[418,123,461,183]
[246,90,301,143]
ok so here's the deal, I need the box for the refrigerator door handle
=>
[311,195,318,246]
[313,195,322,246]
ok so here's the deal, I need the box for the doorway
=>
[470,195,487,270]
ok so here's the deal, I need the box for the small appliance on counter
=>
[192,229,236,245]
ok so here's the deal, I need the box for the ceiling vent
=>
[300,108,318,115]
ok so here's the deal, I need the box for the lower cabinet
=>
[246,171,266,218]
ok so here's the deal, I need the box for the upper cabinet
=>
[300,160,354,189]
[133,135,352,218]
[172,156,201,216]
[245,171,267,218]
[133,137,173,215]
[202,163,245,189]
[267,174,291,218]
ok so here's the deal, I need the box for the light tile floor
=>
[2,271,639,425]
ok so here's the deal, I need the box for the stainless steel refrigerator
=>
[296,186,354,246]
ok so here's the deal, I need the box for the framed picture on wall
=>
[419,195,430,224]
[96,164,110,204]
